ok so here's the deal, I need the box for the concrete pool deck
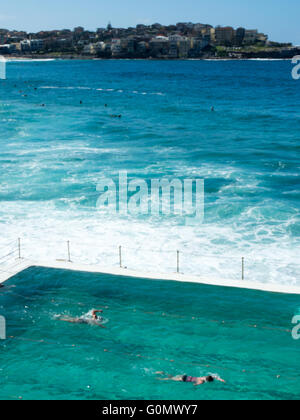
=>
[1,258,300,295]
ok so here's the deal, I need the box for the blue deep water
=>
[0,59,299,399]
[0,59,299,282]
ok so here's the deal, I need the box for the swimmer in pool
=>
[60,309,106,327]
[91,309,103,320]
[157,372,225,386]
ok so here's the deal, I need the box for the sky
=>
[0,0,299,45]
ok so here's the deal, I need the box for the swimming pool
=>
[0,267,299,400]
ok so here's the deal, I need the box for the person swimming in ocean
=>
[60,309,106,327]
[157,372,225,386]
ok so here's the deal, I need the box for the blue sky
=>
[1,0,299,44]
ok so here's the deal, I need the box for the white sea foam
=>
[248,58,289,61]
[7,59,56,63]
[0,199,299,286]
[28,84,166,99]
[2,161,296,287]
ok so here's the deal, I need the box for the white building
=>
[149,36,169,57]
[169,35,191,58]
[30,39,44,51]
[111,39,122,57]
[20,39,43,52]
[20,40,31,52]
[257,33,268,43]
[83,43,96,55]
[94,42,106,53]
[244,30,259,44]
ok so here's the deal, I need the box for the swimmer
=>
[157,372,225,386]
[211,106,215,112]
[91,309,103,320]
[60,309,106,328]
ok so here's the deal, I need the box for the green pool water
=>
[0,267,299,400]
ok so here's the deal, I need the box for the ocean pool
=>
[0,267,299,400]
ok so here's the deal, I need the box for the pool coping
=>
[1,258,300,295]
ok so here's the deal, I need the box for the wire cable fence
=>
[0,240,22,279]
[1,237,298,285]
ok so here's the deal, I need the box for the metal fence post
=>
[242,257,245,281]
[119,246,122,268]
[18,238,21,259]
[67,241,71,262]
[177,250,180,273]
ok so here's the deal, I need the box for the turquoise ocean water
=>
[0,60,299,399]
[0,59,299,281]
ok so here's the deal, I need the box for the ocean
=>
[0,59,299,399]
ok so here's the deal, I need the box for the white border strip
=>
[1,259,300,295]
